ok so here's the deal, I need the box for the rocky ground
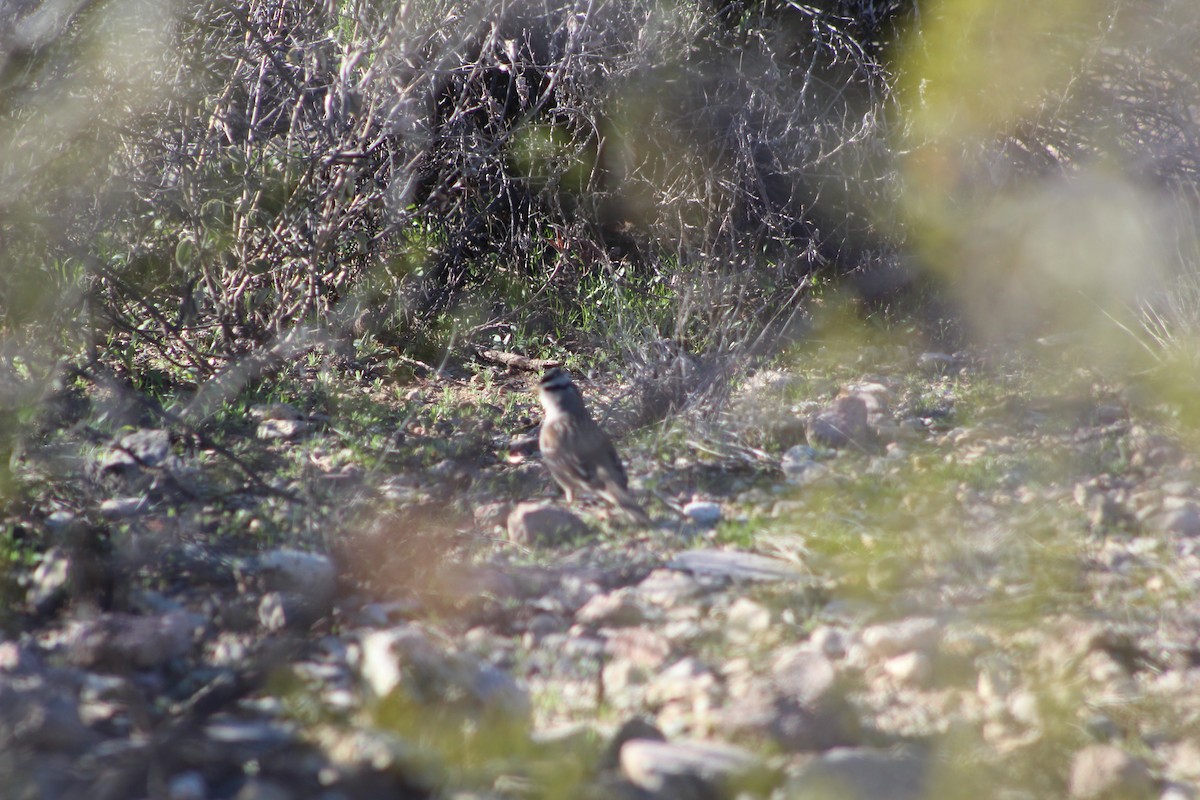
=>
[4,339,1200,799]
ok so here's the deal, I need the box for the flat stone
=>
[786,746,927,800]
[507,502,591,547]
[669,549,801,582]
[620,738,772,797]
[99,495,150,519]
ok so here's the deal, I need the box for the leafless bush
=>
[28,0,893,380]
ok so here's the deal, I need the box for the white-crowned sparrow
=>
[537,368,651,525]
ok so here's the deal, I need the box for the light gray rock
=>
[358,625,442,698]
[807,396,870,449]
[0,676,98,752]
[883,651,933,686]
[620,738,772,798]
[727,597,771,640]
[575,589,646,628]
[234,778,294,800]
[917,352,959,375]
[99,495,150,519]
[1068,745,1153,799]
[1155,503,1200,537]
[669,549,801,582]
[682,500,722,526]
[786,746,927,800]
[67,610,200,669]
[720,648,858,752]
[101,428,172,471]
[255,548,337,601]
[781,445,829,485]
[357,625,529,718]
[257,591,326,632]
[167,771,208,800]
[27,546,71,614]
[645,657,718,706]
[507,502,591,547]
[636,569,703,605]
[473,500,511,530]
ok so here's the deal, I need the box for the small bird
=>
[537,368,652,525]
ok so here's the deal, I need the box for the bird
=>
[537,367,652,525]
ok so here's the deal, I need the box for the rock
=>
[255,548,337,601]
[620,738,772,798]
[669,549,801,582]
[726,598,771,640]
[576,590,646,627]
[257,418,312,440]
[100,428,171,472]
[606,628,673,669]
[1068,745,1153,799]
[1154,503,1200,537]
[167,771,208,800]
[917,352,959,375]
[67,610,200,669]
[883,651,933,686]
[721,648,858,752]
[636,570,703,605]
[1165,739,1200,782]
[473,500,511,530]
[507,502,591,547]
[786,746,928,800]
[809,626,849,659]
[645,657,718,706]
[234,779,294,800]
[0,677,97,752]
[600,717,666,770]
[99,495,150,519]
[682,501,721,526]
[1007,690,1040,728]
[807,396,870,449]
[861,618,941,658]
[772,648,837,706]
[257,591,326,632]
[27,547,72,614]
[357,625,529,717]
[781,446,830,485]
[358,625,442,698]
[603,658,650,697]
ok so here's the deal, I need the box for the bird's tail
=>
[604,487,652,526]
